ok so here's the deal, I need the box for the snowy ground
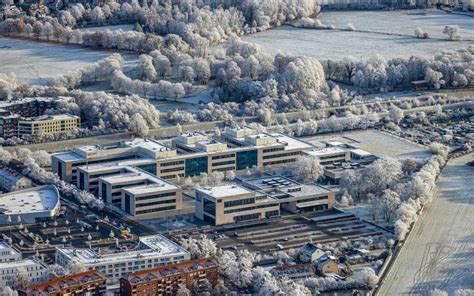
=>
[240,9,473,60]
[379,154,474,295]
[303,130,431,159]
[0,37,138,85]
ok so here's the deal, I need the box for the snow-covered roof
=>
[0,242,19,255]
[0,258,45,269]
[56,235,189,265]
[305,147,348,157]
[270,133,314,150]
[0,166,29,182]
[19,114,79,122]
[0,185,60,215]
[197,184,254,200]
[122,182,178,196]
[350,149,373,157]
[125,138,174,152]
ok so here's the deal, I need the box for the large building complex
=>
[18,114,80,136]
[52,128,314,184]
[19,270,107,296]
[0,185,61,225]
[55,235,190,285]
[195,175,336,226]
[120,258,219,296]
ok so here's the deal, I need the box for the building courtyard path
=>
[378,153,474,295]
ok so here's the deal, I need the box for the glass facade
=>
[136,163,157,175]
[236,150,258,170]
[185,157,208,177]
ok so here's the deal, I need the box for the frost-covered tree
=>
[443,25,462,41]
[294,155,323,183]
[129,113,149,136]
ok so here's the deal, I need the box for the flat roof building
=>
[195,184,280,226]
[55,235,190,285]
[0,259,47,287]
[0,242,21,263]
[0,185,60,225]
[18,114,80,136]
[53,129,315,183]
[196,175,336,226]
[120,258,219,296]
[303,147,350,165]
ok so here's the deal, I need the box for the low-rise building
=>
[120,258,219,296]
[317,256,342,276]
[0,259,47,287]
[18,114,80,136]
[349,149,377,164]
[303,147,350,165]
[0,242,21,262]
[299,243,327,263]
[0,166,32,192]
[19,270,107,296]
[195,184,280,226]
[0,185,61,225]
[55,235,190,285]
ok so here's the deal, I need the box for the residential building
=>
[97,166,182,218]
[299,243,327,263]
[55,235,190,285]
[0,165,32,192]
[19,270,107,296]
[317,256,342,276]
[0,185,60,225]
[0,259,47,287]
[120,258,219,296]
[18,114,80,136]
[195,184,280,226]
[52,128,314,183]
[270,264,314,280]
[0,113,20,138]
[0,242,22,262]
[0,97,65,118]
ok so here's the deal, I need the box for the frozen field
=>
[379,154,474,295]
[303,130,431,159]
[0,38,138,85]
[241,9,473,60]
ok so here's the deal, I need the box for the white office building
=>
[55,235,190,285]
[0,259,47,287]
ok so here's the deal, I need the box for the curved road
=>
[378,154,474,295]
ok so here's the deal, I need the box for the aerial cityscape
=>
[0,0,472,295]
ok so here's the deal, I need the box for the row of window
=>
[224,197,255,208]
[211,153,235,160]
[296,196,328,204]
[262,151,301,160]
[160,161,184,167]
[160,167,184,173]
[224,203,279,214]
[136,205,176,215]
[136,192,177,201]
[136,199,176,209]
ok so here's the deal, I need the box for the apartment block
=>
[0,259,47,287]
[195,184,280,226]
[18,114,80,136]
[55,235,190,285]
[0,242,22,263]
[19,270,107,296]
[0,165,32,192]
[120,258,219,296]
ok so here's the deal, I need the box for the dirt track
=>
[378,154,474,295]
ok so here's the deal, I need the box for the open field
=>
[303,129,431,159]
[0,37,138,85]
[379,154,474,294]
[241,9,473,60]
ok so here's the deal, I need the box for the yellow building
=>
[18,114,80,136]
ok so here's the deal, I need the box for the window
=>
[125,193,131,214]
[236,150,258,170]
[224,198,255,208]
[203,198,216,216]
[185,157,208,177]
[136,192,176,201]
[233,213,260,222]
[136,163,157,175]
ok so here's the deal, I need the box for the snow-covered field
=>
[241,9,473,60]
[379,154,474,295]
[0,38,138,85]
[303,130,431,159]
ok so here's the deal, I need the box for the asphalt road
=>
[378,154,474,295]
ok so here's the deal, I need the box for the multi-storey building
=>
[0,113,20,138]
[97,166,182,218]
[0,165,32,192]
[195,175,336,226]
[19,270,107,296]
[195,184,280,226]
[18,114,80,136]
[0,97,64,118]
[120,258,219,296]
[0,242,22,263]
[52,128,315,183]
[0,259,47,287]
[55,235,190,285]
